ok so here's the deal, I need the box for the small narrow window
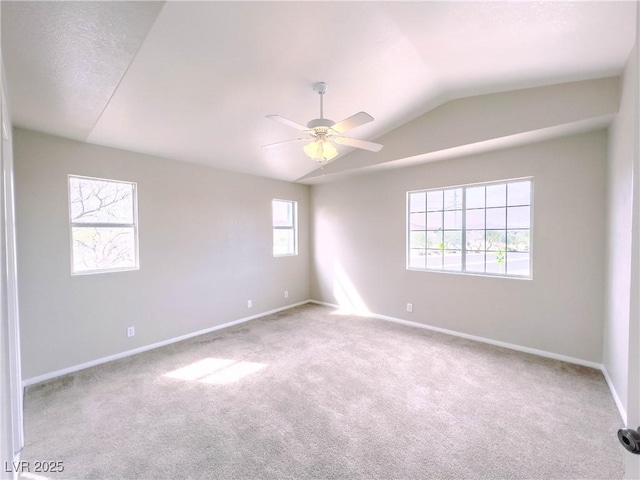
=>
[272,199,297,256]
[69,175,139,274]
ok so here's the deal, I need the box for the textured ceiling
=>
[1,1,637,182]
[2,1,165,141]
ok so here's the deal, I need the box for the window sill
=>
[71,266,139,276]
[406,267,532,280]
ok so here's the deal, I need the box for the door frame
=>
[626,2,640,478]
[1,56,24,466]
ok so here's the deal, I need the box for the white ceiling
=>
[2,1,637,183]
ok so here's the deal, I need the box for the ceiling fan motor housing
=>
[307,118,334,130]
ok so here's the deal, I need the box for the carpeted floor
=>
[20,303,623,479]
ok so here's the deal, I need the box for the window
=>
[69,175,138,274]
[407,179,532,278]
[272,199,297,256]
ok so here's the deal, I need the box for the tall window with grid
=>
[272,199,297,256]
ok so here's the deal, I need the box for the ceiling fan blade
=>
[261,137,310,148]
[330,112,374,134]
[266,114,309,132]
[334,136,383,152]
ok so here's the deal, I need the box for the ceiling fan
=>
[263,82,383,164]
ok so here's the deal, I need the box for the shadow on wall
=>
[332,260,370,316]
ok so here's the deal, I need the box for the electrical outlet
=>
[284,291,289,298]
[247,300,252,308]
[127,326,135,337]
[406,303,413,313]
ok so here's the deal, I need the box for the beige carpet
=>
[20,303,623,479]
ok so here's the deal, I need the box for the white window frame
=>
[272,199,298,257]
[406,177,533,279]
[68,174,139,275]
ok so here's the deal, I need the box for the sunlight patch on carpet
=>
[163,357,266,385]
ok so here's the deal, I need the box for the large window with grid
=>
[272,199,297,256]
[407,179,532,278]
[69,175,139,275]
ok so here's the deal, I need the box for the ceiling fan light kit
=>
[303,138,338,161]
[264,82,383,165]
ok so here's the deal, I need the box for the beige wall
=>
[311,131,608,362]
[14,129,310,380]
[11,77,630,390]
[603,43,638,421]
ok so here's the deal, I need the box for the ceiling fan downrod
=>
[314,82,328,120]
[307,82,334,130]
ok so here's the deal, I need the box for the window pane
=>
[409,213,426,230]
[507,206,530,228]
[443,250,462,271]
[408,249,426,269]
[426,211,443,231]
[443,188,462,210]
[72,227,136,272]
[273,229,294,255]
[507,230,530,252]
[410,231,426,249]
[409,192,426,213]
[465,251,485,273]
[272,200,293,227]
[508,181,531,206]
[507,252,530,276]
[426,251,443,270]
[466,230,485,252]
[466,209,485,229]
[444,230,462,249]
[466,186,485,209]
[426,190,443,211]
[70,177,134,224]
[486,207,506,229]
[426,231,443,249]
[444,210,462,229]
[486,184,506,208]
[485,230,506,251]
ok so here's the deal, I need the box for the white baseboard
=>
[308,299,602,369]
[313,300,630,424]
[25,298,624,423]
[23,300,312,387]
[309,300,633,418]
[601,365,627,423]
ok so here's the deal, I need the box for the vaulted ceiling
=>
[2,1,637,183]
